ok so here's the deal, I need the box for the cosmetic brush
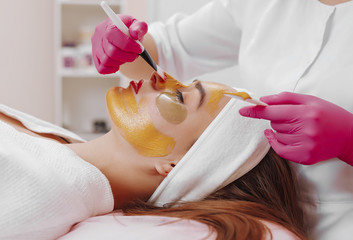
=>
[100,1,166,79]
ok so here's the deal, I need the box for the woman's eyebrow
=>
[194,80,205,108]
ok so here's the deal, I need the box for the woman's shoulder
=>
[262,221,301,240]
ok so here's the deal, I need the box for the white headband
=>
[148,97,270,207]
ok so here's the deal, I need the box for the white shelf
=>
[54,0,126,137]
[58,0,123,6]
[60,69,121,78]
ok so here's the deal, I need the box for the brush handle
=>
[139,50,157,71]
[100,1,157,71]
[224,93,267,106]
[100,1,143,49]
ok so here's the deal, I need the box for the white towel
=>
[149,98,270,206]
[0,104,114,240]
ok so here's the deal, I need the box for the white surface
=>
[59,213,299,240]
[59,213,215,240]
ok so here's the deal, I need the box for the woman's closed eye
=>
[176,90,184,103]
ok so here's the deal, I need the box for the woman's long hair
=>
[122,148,308,240]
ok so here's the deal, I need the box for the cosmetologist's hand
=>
[91,14,148,74]
[239,92,353,165]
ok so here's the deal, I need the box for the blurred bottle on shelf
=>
[61,26,95,72]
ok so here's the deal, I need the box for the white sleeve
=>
[148,0,242,82]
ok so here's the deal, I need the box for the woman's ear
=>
[154,159,176,176]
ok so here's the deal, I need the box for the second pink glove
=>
[239,92,353,165]
[91,14,148,74]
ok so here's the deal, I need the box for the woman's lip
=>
[130,80,144,94]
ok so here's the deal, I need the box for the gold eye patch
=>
[156,92,187,124]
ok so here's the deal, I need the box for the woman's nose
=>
[150,71,166,90]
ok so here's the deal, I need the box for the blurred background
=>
[0,0,237,139]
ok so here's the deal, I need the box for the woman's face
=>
[106,73,233,158]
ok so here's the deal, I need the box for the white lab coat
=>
[149,0,353,239]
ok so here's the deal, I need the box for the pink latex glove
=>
[91,14,148,74]
[239,92,353,165]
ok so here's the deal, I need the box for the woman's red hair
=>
[122,149,308,240]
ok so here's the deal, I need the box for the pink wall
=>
[0,0,148,123]
[0,0,55,122]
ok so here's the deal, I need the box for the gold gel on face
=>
[106,85,175,157]
[156,92,187,124]
[204,83,228,115]
[155,72,230,119]
[155,72,188,90]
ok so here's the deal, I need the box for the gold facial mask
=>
[204,83,228,115]
[106,85,175,157]
[156,92,187,124]
[156,72,188,90]
[156,72,229,117]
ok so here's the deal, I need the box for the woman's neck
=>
[67,130,164,209]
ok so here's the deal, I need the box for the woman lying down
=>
[0,72,307,240]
